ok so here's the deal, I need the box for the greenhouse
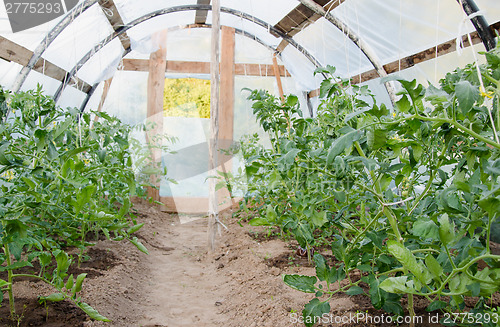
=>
[1,0,500,326]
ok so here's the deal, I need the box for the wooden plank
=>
[168,61,211,74]
[122,58,289,76]
[195,0,211,24]
[0,35,92,93]
[272,54,285,102]
[220,26,235,143]
[218,26,235,209]
[146,30,167,202]
[93,77,113,125]
[308,21,500,98]
[273,0,345,39]
[98,0,131,50]
[160,196,241,213]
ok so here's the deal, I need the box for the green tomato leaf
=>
[326,130,362,165]
[426,300,448,312]
[39,293,65,302]
[77,302,111,322]
[126,223,144,235]
[368,275,385,309]
[302,298,330,327]
[438,213,455,246]
[283,274,317,293]
[266,204,278,222]
[345,285,365,296]
[313,253,329,282]
[367,128,387,151]
[72,273,87,295]
[396,95,411,113]
[311,211,328,228]
[294,223,314,249]
[129,237,149,255]
[455,80,479,115]
[387,240,425,283]
[65,274,74,290]
[411,218,439,241]
[286,95,298,107]
[248,217,270,226]
[379,276,414,294]
[424,254,443,280]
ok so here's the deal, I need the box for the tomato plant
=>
[237,46,500,326]
[0,86,169,323]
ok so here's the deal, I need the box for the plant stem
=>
[408,293,415,327]
[408,144,446,215]
[486,213,497,255]
[3,244,16,319]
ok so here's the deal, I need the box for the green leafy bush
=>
[237,46,500,326]
[0,86,163,322]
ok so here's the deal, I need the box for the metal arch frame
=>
[458,0,496,51]
[299,0,397,105]
[79,24,288,113]
[53,4,325,103]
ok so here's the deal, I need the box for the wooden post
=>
[147,30,167,202]
[272,54,285,103]
[92,77,113,126]
[218,26,235,210]
[208,0,221,250]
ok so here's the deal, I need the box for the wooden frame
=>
[0,36,92,93]
[97,0,131,50]
[146,31,167,202]
[121,59,289,77]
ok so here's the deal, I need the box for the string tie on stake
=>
[455,10,485,56]
[208,210,228,232]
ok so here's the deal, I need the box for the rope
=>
[455,10,485,56]
[101,7,114,18]
[434,0,440,82]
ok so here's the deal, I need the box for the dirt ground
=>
[0,202,495,326]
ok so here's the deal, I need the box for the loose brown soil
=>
[0,202,498,326]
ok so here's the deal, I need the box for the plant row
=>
[0,86,167,323]
[233,45,500,326]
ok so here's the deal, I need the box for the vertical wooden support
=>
[92,77,113,126]
[218,26,236,210]
[147,30,167,202]
[272,54,285,103]
[208,0,221,250]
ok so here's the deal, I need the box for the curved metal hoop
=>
[15,4,323,102]
[79,24,282,112]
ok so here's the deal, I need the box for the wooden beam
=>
[195,0,211,24]
[160,196,241,213]
[146,30,167,202]
[218,26,235,209]
[93,77,113,126]
[98,0,131,50]
[0,36,92,93]
[307,21,500,98]
[273,0,345,41]
[122,59,289,76]
[220,26,235,143]
[272,54,285,102]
